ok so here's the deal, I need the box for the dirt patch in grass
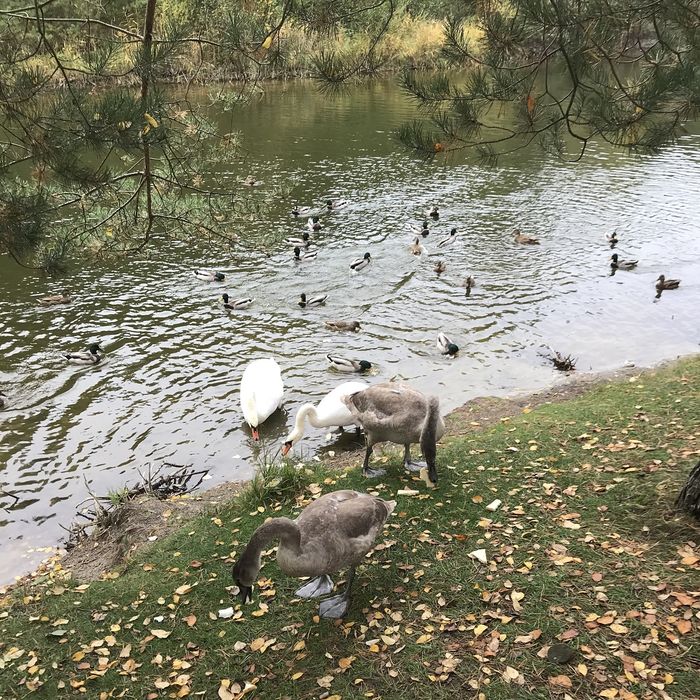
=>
[61,481,243,582]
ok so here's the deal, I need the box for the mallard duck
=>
[326,199,348,211]
[325,320,361,332]
[350,252,371,271]
[240,358,284,441]
[461,275,476,296]
[426,205,439,219]
[409,237,426,256]
[194,269,225,282]
[437,227,457,248]
[655,274,681,297]
[606,232,618,247]
[407,221,430,237]
[342,383,444,482]
[433,260,447,274]
[291,204,311,217]
[610,253,638,271]
[232,490,395,618]
[513,229,539,245]
[294,246,317,262]
[63,343,104,365]
[284,232,311,247]
[327,355,372,373]
[437,332,459,357]
[307,216,323,231]
[223,294,254,310]
[39,290,71,306]
[282,380,368,454]
[299,293,327,308]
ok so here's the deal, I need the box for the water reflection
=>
[1,79,699,581]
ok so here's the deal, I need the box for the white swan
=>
[282,380,368,455]
[240,358,284,441]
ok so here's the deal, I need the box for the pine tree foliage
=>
[0,0,397,270]
[394,0,700,161]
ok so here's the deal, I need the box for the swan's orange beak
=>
[281,441,292,456]
[251,427,259,441]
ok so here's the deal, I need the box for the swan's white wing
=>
[315,381,368,426]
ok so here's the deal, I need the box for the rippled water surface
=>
[1,80,699,580]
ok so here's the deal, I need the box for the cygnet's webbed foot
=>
[295,575,334,599]
[318,593,351,619]
[404,460,427,473]
[363,467,387,478]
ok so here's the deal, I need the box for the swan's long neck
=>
[237,518,301,584]
[287,403,319,444]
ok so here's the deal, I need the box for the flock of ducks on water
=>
[605,233,682,298]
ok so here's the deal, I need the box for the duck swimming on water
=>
[350,252,371,271]
[193,269,225,282]
[284,232,311,247]
[327,355,372,373]
[39,290,71,306]
[437,227,457,248]
[437,332,459,357]
[610,253,638,271]
[222,294,254,310]
[307,216,323,231]
[294,246,318,262]
[655,274,681,298]
[63,343,104,365]
[325,320,361,332]
[298,293,327,308]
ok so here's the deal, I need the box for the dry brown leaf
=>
[218,680,239,700]
[549,674,572,689]
[338,656,355,669]
[676,619,692,634]
[316,675,334,688]
[150,629,171,639]
[183,615,197,628]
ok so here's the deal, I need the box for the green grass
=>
[2,358,699,699]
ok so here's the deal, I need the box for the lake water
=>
[1,79,699,582]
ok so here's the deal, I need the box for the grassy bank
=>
[2,358,699,699]
[23,14,450,86]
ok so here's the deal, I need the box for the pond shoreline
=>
[6,352,695,591]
